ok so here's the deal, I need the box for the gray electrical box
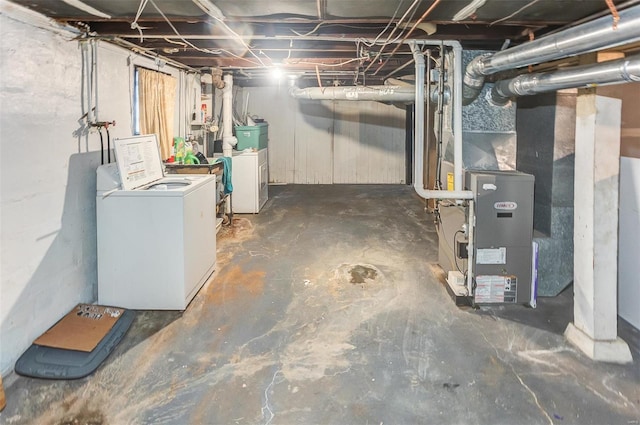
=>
[466,170,535,304]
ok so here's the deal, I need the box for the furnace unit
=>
[467,170,535,304]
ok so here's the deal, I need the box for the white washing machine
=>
[96,134,217,310]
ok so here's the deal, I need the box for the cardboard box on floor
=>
[34,304,124,352]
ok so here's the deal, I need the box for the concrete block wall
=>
[0,6,186,375]
[0,10,94,376]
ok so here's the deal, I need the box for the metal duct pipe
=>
[463,5,640,105]
[491,53,640,105]
[289,85,416,101]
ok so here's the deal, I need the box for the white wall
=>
[243,85,407,184]
[618,156,640,330]
[0,5,188,375]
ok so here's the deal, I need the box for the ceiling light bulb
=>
[452,0,486,22]
[271,67,283,80]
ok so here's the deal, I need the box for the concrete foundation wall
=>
[0,10,184,374]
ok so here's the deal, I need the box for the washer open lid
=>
[113,134,165,191]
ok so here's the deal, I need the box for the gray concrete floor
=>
[2,184,639,425]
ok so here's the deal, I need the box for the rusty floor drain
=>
[349,265,378,284]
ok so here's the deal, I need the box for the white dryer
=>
[96,135,217,310]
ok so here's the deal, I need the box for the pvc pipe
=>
[452,43,463,193]
[425,51,432,190]
[491,53,640,105]
[92,38,99,122]
[411,42,473,200]
[413,42,426,195]
[222,73,237,157]
[466,199,475,295]
[406,42,471,200]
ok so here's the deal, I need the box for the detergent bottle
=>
[174,137,185,164]
[184,141,200,164]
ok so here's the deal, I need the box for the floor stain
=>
[204,265,266,305]
[57,409,104,425]
[349,265,378,284]
[218,218,255,243]
[443,382,460,393]
[45,401,105,425]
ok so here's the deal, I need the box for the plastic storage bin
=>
[235,123,268,150]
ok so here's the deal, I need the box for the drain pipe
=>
[412,42,473,200]
[452,42,465,195]
[221,73,236,219]
[491,53,640,105]
[222,73,237,156]
[463,5,640,105]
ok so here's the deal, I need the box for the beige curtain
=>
[138,68,177,160]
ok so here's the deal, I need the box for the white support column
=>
[564,93,632,364]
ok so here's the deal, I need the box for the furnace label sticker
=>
[476,247,506,264]
[475,275,517,303]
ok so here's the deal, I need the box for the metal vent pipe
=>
[463,5,640,105]
[491,53,640,105]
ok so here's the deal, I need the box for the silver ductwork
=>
[289,85,416,102]
[491,54,640,105]
[463,5,640,105]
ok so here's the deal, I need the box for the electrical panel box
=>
[466,170,535,304]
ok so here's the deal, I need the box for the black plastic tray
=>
[15,309,135,379]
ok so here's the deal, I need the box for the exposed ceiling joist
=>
[7,0,640,86]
